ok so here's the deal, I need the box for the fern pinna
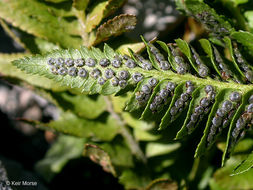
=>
[13,31,253,165]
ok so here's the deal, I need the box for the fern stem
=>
[137,68,253,93]
[74,9,89,46]
[104,96,147,163]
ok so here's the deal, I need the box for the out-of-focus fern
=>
[0,0,136,48]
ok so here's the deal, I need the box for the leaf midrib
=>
[13,46,253,94]
[137,68,253,93]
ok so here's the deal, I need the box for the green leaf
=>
[222,90,253,165]
[175,39,198,72]
[51,92,107,119]
[140,79,172,121]
[122,113,159,141]
[92,14,137,46]
[199,39,240,81]
[125,78,150,112]
[176,86,209,139]
[233,138,253,154]
[84,1,108,33]
[0,53,65,91]
[111,93,131,113]
[36,110,120,141]
[231,151,253,176]
[183,0,235,37]
[176,38,211,78]
[231,31,253,55]
[0,0,81,48]
[231,0,249,5]
[209,158,253,190]
[145,142,181,158]
[13,45,125,95]
[245,11,253,29]
[159,82,186,130]
[157,40,190,73]
[100,137,134,168]
[103,43,115,59]
[218,138,253,154]
[119,169,151,189]
[83,144,117,176]
[195,88,240,157]
[35,135,85,182]
[84,0,125,33]
[224,37,247,82]
[34,38,60,54]
[219,0,248,31]
[115,40,145,56]
[103,0,126,17]
[198,167,214,190]
[140,36,161,70]
[73,0,89,10]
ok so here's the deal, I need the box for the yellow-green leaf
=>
[0,0,82,48]
[84,0,125,33]
[92,14,136,46]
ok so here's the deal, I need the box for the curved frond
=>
[12,37,253,165]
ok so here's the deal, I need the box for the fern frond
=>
[12,38,253,165]
[177,0,235,38]
[0,0,81,48]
